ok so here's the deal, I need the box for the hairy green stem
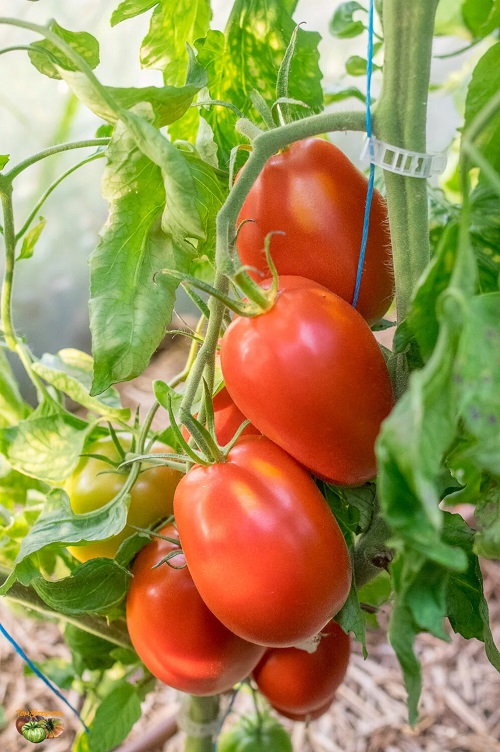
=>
[375,0,439,327]
[184,696,220,752]
[0,565,132,650]
[6,139,109,181]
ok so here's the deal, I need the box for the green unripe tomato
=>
[22,721,47,743]
[217,715,292,752]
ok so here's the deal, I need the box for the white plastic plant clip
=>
[360,136,448,178]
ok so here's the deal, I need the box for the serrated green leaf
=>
[0,402,90,484]
[111,0,158,26]
[462,0,500,39]
[336,582,366,655]
[388,569,421,725]
[434,0,471,37]
[15,487,130,565]
[0,350,29,428]
[464,42,500,174]
[32,350,129,421]
[89,114,189,395]
[330,2,366,39]
[196,1,322,164]
[140,0,212,86]
[28,20,99,80]
[32,558,131,615]
[474,481,500,559]
[470,184,500,293]
[443,512,500,669]
[58,69,204,129]
[65,624,118,673]
[17,218,46,261]
[88,683,142,752]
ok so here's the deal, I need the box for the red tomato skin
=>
[253,620,350,715]
[181,387,259,446]
[174,436,352,648]
[237,138,393,324]
[126,524,265,695]
[272,698,335,722]
[220,277,394,486]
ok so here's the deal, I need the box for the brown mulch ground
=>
[1,338,499,751]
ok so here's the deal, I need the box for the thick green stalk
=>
[375,0,439,328]
[183,696,220,752]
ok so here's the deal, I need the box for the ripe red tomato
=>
[236,138,393,324]
[220,276,394,486]
[126,524,265,695]
[174,436,351,647]
[67,435,182,562]
[253,620,350,716]
[181,387,259,446]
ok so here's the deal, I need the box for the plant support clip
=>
[360,136,448,178]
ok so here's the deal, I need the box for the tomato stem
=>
[374,0,439,392]
[183,696,220,752]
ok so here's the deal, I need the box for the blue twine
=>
[212,685,240,751]
[0,620,90,733]
[352,0,376,309]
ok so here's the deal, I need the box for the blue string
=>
[352,0,376,309]
[0,620,90,733]
[212,685,240,751]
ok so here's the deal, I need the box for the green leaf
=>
[336,583,366,655]
[88,683,142,752]
[443,512,500,669]
[65,624,118,673]
[57,69,204,129]
[0,350,29,428]
[15,487,129,565]
[330,2,367,39]
[89,113,185,395]
[470,184,500,293]
[464,42,500,173]
[17,218,46,261]
[0,461,43,508]
[32,349,130,421]
[121,110,227,254]
[474,480,500,559]
[32,558,131,615]
[462,0,500,39]
[345,55,382,76]
[324,86,368,106]
[404,224,459,362]
[24,658,75,689]
[0,402,90,484]
[28,20,100,80]
[434,0,471,37]
[454,293,500,474]
[140,0,212,86]
[0,155,10,170]
[111,0,158,26]
[196,1,322,164]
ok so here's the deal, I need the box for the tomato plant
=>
[126,523,265,695]
[253,620,350,715]
[220,277,394,486]
[174,435,351,646]
[66,435,182,562]
[0,1,498,752]
[237,138,394,324]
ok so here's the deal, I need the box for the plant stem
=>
[374,0,439,328]
[0,565,132,650]
[6,139,109,181]
[183,696,220,752]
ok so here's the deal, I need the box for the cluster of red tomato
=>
[69,138,394,722]
[126,139,394,719]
